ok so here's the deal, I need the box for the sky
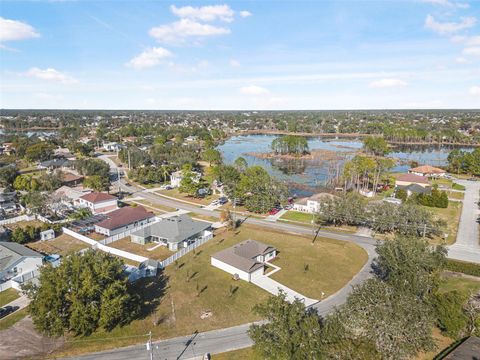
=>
[0,0,479,110]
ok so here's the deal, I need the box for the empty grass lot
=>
[5,220,44,231]
[0,289,19,307]
[53,224,367,357]
[428,201,463,245]
[155,188,219,206]
[279,210,357,234]
[108,237,173,261]
[28,234,88,256]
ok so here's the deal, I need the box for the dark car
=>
[0,306,17,319]
[218,197,228,205]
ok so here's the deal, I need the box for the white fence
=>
[0,269,40,292]
[0,215,35,226]
[160,232,213,268]
[62,227,148,263]
[100,220,158,245]
[0,280,13,292]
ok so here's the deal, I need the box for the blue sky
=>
[1,0,479,110]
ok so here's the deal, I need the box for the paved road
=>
[448,180,480,264]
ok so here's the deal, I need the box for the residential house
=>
[408,165,446,178]
[38,158,72,172]
[211,240,277,282]
[103,142,123,152]
[0,242,43,285]
[396,183,432,197]
[0,143,15,155]
[60,172,84,187]
[395,173,431,188]
[0,191,19,215]
[77,192,118,214]
[131,214,212,251]
[52,186,91,207]
[94,206,155,236]
[54,148,76,161]
[293,193,336,213]
[170,170,201,188]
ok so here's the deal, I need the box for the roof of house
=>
[39,158,71,168]
[212,240,276,273]
[61,172,84,183]
[131,214,210,244]
[80,192,117,203]
[409,165,446,174]
[397,183,432,194]
[95,206,154,231]
[396,173,430,184]
[444,336,480,360]
[0,241,43,272]
[295,192,336,205]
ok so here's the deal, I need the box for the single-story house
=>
[396,183,432,197]
[395,173,430,188]
[60,172,84,187]
[52,186,91,207]
[211,240,277,282]
[408,165,446,178]
[0,191,19,215]
[77,192,118,214]
[0,242,43,285]
[38,158,72,172]
[131,214,212,251]
[94,206,155,236]
[170,170,201,188]
[293,193,336,213]
[103,142,123,152]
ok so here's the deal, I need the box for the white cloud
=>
[149,19,230,44]
[229,59,241,67]
[462,47,480,56]
[466,36,480,46]
[0,17,40,42]
[127,47,173,69]
[24,67,77,84]
[422,0,469,8]
[425,15,476,35]
[170,4,235,22]
[240,85,270,95]
[455,56,469,63]
[369,78,407,88]
[239,10,252,18]
[469,86,480,96]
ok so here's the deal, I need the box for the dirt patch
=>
[0,316,64,360]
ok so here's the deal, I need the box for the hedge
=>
[446,259,480,277]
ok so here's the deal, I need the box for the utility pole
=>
[422,223,427,238]
[128,149,131,171]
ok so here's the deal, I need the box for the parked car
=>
[0,306,18,319]
[284,204,293,210]
[468,177,478,182]
[269,208,279,215]
[218,197,228,205]
[210,200,220,206]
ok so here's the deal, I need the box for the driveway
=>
[251,276,318,307]
[3,295,30,313]
[448,179,480,264]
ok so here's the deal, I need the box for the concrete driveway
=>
[251,276,318,306]
[448,179,480,264]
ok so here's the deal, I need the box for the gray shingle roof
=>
[131,214,210,244]
[0,242,43,272]
[212,240,276,273]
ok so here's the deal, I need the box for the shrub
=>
[446,260,480,277]
[433,290,468,338]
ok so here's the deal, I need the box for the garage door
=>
[249,266,264,281]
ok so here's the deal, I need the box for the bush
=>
[433,290,468,338]
[446,259,480,277]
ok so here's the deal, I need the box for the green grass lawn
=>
[279,211,357,234]
[54,225,367,357]
[28,234,88,256]
[0,307,29,331]
[427,201,463,245]
[109,237,173,261]
[447,191,464,200]
[0,288,20,307]
[156,188,219,206]
[438,274,480,294]
[452,182,466,191]
[213,347,258,359]
[127,199,177,213]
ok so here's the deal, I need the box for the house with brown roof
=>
[395,173,431,188]
[408,165,446,178]
[211,240,277,282]
[94,206,155,236]
[77,192,118,214]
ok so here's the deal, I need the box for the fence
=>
[0,269,40,292]
[0,215,35,226]
[62,227,148,263]
[160,231,213,268]
[0,280,12,292]
[100,219,158,245]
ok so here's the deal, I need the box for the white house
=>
[130,214,212,251]
[0,242,43,288]
[94,206,155,236]
[170,170,201,188]
[77,192,118,214]
[293,193,336,213]
[211,240,277,282]
[408,165,446,178]
[103,142,123,152]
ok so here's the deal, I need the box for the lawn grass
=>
[279,211,357,234]
[0,288,20,307]
[108,237,173,261]
[156,188,219,206]
[128,199,177,213]
[28,234,88,256]
[5,220,44,231]
[446,191,464,200]
[438,273,480,295]
[0,307,29,331]
[427,201,462,245]
[213,347,258,359]
[53,225,366,357]
[452,182,466,191]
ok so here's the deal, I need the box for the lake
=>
[217,134,472,197]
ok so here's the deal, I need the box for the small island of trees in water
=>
[271,135,309,156]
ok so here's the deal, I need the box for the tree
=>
[249,291,324,360]
[74,158,110,179]
[233,156,248,172]
[271,135,309,155]
[202,148,222,166]
[0,165,18,188]
[68,207,92,221]
[13,174,39,192]
[84,175,110,192]
[25,250,139,337]
[22,191,47,214]
[363,136,390,156]
[179,171,202,197]
[25,142,54,162]
[433,291,469,338]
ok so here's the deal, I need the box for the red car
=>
[269,208,279,215]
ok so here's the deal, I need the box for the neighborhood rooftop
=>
[0,241,43,272]
[79,192,117,203]
[409,165,445,174]
[131,214,210,244]
[95,206,154,231]
[212,240,275,273]
[396,173,430,184]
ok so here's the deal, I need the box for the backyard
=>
[53,224,367,357]
[108,237,173,261]
[28,234,88,256]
